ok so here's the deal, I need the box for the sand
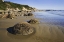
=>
[0,16,64,42]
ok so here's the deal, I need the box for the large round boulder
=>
[28,13,33,16]
[28,19,39,24]
[13,22,35,35]
[24,14,28,16]
[24,13,33,16]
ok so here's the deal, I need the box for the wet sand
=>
[0,16,64,42]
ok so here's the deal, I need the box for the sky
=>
[5,0,64,10]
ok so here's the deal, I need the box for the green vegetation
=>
[0,0,2,2]
[0,1,7,10]
[0,1,33,10]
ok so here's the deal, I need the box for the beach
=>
[0,11,64,42]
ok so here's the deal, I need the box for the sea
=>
[33,11,64,27]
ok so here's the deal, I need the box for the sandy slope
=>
[0,16,64,42]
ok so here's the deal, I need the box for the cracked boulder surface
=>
[13,22,35,35]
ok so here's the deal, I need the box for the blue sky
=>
[5,0,64,10]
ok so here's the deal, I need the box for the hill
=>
[0,0,33,10]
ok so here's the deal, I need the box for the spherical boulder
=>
[15,15,17,16]
[28,13,33,16]
[13,22,35,35]
[24,13,33,16]
[28,19,39,24]
[24,14,28,16]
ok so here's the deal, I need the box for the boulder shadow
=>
[7,27,36,39]
[7,27,15,34]
[7,27,36,35]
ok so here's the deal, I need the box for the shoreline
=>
[0,16,64,42]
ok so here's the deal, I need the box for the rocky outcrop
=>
[7,14,15,19]
[13,22,35,35]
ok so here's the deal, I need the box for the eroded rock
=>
[13,22,35,35]
[28,13,33,16]
[24,13,33,16]
[7,14,15,19]
[28,19,39,24]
